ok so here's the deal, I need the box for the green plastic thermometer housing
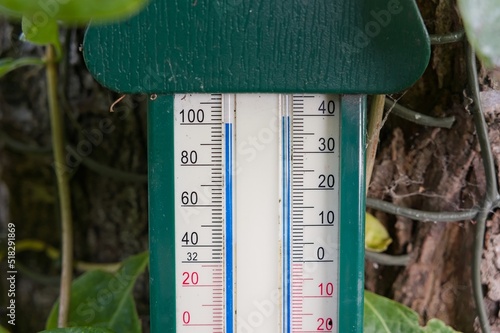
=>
[83,1,430,332]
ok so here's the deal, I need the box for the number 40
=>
[318,100,335,114]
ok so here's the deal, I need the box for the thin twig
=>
[430,31,465,45]
[366,198,479,222]
[0,131,147,182]
[110,94,126,112]
[466,42,500,333]
[67,145,147,182]
[0,131,52,154]
[366,95,385,193]
[46,44,73,328]
[385,98,455,128]
[365,251,410,266]
[466,47,499,202]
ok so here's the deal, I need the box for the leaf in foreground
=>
[458,0,500,67]
[364,291,461,333]
[21,16,61,57]
[45,252,148,333]
[0,4,20,18]
[0,0,148,24]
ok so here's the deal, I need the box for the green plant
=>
[364,291,459,333]
[458,0,500,67]
[0,0,490,331]
[364,1,500,330]
[0,0,148,330]
[42,252,148,333]
[364,99,461,332]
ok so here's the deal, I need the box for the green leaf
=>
[40,328,115,333]
[0,57,44,78]
[0,0,149,24]
[0,4,21,18]
[365,212,392,252]
[423,319,461,333]
[458,0,500,67]
[45,252,148,333]
[364,291,461,333]
[21,15,60,47]
[0,324,11,333]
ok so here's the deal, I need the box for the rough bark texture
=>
[365,1,500,333]
[366,112,480,330]
[0,1,499,332]
[480,82,500,332]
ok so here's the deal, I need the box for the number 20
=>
[317,318,333,330]
[318,174,335,188]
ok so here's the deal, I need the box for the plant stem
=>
[46,44,73,328]
[429,31,464,45]
[366,95,385,194]
[366,198,479,222]
[385,98,455,128]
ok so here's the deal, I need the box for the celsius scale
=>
[83,0,430,332]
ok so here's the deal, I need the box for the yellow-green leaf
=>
[0,0,149,25]
[365,212,392,252]
[364,291,460,333]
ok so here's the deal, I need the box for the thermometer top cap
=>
[83,0,430,95]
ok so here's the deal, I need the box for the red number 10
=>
[318,282,334,296]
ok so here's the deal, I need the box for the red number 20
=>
[317,317,333,331]
[182,271,199,285]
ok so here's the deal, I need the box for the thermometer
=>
[82,1,429,331]
[149,93,365,333]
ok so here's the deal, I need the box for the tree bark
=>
[365,1,500,332]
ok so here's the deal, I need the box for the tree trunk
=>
[365,1,500,332]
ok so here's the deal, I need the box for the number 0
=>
[182,311,191,324]
[317,247,325,260]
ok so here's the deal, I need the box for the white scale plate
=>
[174,94,340,333]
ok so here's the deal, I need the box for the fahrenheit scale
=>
[149,93,365,333]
